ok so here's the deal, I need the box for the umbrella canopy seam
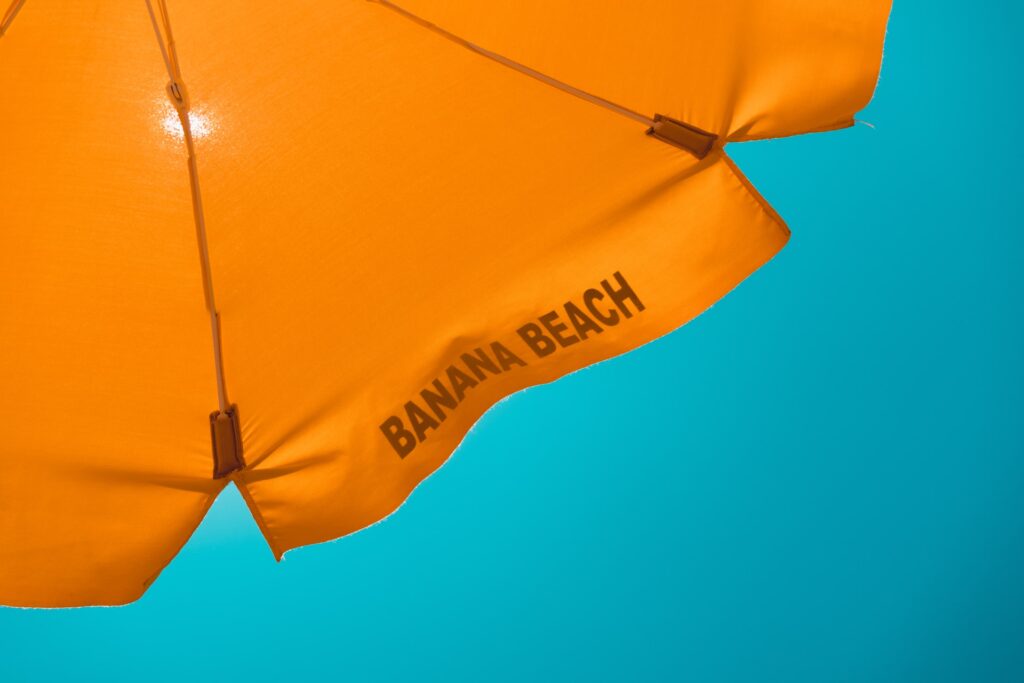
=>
[368,0,718,158]
[0,0,26,37]
[144,0,244,476]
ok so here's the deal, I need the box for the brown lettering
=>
[491,341,527,370]
[539,310,580,348]
[445,364,479,401]
[421,379,458,422]
[381,416,416,457]
[461,347,502,381]
[583,288,619,326]
[405,401,439,442]
[517,322,557,357]
[601,271,645,318]
[564,301,603,340]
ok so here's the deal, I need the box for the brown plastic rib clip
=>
[210,404,245,479]
[647,114,718,159]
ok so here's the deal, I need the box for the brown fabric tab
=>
[210,405,244,479]
[646,114,717,158]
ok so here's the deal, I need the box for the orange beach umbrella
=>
[0,0,891,606]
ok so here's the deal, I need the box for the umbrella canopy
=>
[0,0,891,607]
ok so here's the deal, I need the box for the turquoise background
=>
[2,2,1022,680]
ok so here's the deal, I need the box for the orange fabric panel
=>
[0,0,888,605]
[166,0,788,556]
[0,2,224,606]
[395,0,892,139]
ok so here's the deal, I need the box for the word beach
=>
[380,271,646,457]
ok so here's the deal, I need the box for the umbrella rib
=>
[368,0,656,128]
[0,0,27,37]
[144,0,231,414]
[143,0,176,84]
